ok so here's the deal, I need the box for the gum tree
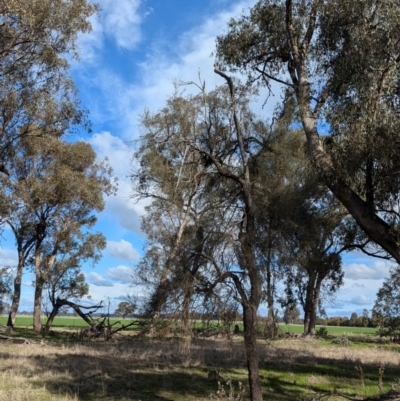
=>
[373,266,400,341]
[133,74,309,401]
[281,186,353,335]
[216,0,400,262]
[0,0,98,173]
[2,136,114,332]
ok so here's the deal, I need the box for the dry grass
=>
[0,334,399,400]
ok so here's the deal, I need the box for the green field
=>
[1,316,378,336]
[280,323,377,335]
[0,315,136,328]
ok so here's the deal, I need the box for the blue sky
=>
[0,0,396,317]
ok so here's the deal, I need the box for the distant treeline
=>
[315,315,374,328]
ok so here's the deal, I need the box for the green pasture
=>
[0,315,136,328]
[280,323,377,335]
[1,316,378,336]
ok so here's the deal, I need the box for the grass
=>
[280,324,377,335]
[0,326,399,401]
[1,316,378,336]
[0,315,137,328]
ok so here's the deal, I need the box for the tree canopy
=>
[216,0,400,262]
[0,0,98,173]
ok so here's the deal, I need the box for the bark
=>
[303,272,314,334]
[32,220,46,333]
[7,255,24,327]
[303,272,322,335]
[243,303,263,401]
[239,225,263,400]
[6,226,35,328]
[33,276,44,333]
[265,236,275,320]
[308,282,321,335]
[182,283,193,330]
[44,303,61,333]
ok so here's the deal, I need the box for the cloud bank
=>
[106,240,140,262]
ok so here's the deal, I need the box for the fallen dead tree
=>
[78,316,141,341]
[43,297,104,334]
[43,297,141,340]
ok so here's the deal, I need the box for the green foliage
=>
[316,326,328,337]
[283,304,301,325]
[331,335,351,347]
[0,0,98,172]
[373,266,400,341]
[216,0,400,261]
[115,301,136,319]
[0,136,115,331]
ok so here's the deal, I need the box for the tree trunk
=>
[308,280,322,335]
[44,303,61,334]
[7,257,24,327]
[303,273,322,335]
[303,273,315,335]
[181,282,193,331]
[33,277,44,333]
[44,298,101,334]
[304,309,311,335]
[243,303,263,401]
[264,235,278,338]
[265,235,275,320]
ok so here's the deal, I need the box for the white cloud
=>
[107,265,133,283]
[77,0,146,64]
[86,272,114,287]
[89,132,130,177]
[85,282,134,308]
[344,261,393,280]
[77,0,276,141]
[88,131,147,236]
[105,181,146,235]
[100,0,144,50]
[350,294,372,306]
[106,240,140,261]
[76,12,104,63]
[0,248,18,267]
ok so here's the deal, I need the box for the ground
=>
[0,327,400,401]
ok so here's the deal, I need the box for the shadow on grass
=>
[0,346,217,401]
[0,334,399,400]
[258,345,400,400]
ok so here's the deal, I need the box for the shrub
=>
[316,326,328,336]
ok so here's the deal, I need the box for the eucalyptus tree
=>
[133,77,264,400]
[42,232,105,333]
[373,266,400,341]
[216,0,400,262]
[133,74,309,401]
[115,301,136,319]
[5,212,36,327]
[281,188,351,334]
[0,0,97,174]
[132,93,210,327]
[43,268,88,332]
[1,136,114,332]
[250,127,307,331]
